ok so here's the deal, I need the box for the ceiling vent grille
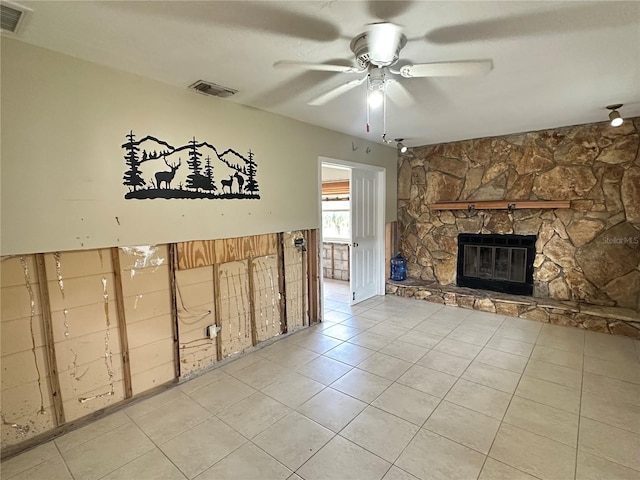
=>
[188,80,237,98]
[1,1,30,34]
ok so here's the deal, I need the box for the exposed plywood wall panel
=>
[215,234,278,264]
[218,261,253,358]
[283,232,307,331]
[118,246,175,394]
[1,256,56,448]
[175,266,217,376]
[251,255,282,342]
[44,249,125,422]
[177,234,277,269]
[245,234,278,259]
[176,241,215,270]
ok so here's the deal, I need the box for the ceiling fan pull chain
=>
[366,75,371,132]
[382,81,387,138]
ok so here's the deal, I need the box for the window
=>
[322,199,350,242]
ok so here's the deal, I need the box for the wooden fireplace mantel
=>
[429,200,570,211]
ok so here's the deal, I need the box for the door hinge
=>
[352,292,355,301]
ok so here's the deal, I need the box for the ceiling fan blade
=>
[103,2,341,42]
[425,3,638,44]
[398,60,493,78]
[367,0,414,20]
[367,22,403,65]
[274,61,365,74]
[386,80,416,108]
[308,77,366,106]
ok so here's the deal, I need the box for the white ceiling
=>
[6,1,640,146]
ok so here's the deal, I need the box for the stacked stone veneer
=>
[322,242,350,281]
[396,117,640,335]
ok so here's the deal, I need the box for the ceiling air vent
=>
[1,1,30,34]
[188,80,237,98]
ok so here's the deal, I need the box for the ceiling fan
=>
[274,22,493,107]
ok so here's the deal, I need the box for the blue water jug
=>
[390,253,407,281]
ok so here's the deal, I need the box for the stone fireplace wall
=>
[397,118,640,311]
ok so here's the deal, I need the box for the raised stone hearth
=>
[397,117,640,314]
[386,279,640,339]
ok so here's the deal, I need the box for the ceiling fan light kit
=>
[367,88,384,108]
[606,104,624,127]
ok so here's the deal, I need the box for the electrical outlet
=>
[205,325,220,339]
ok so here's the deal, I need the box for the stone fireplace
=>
[391,117,640,337]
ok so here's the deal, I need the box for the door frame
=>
[318,156,387,306]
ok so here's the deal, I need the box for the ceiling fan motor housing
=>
[350,32,407,69]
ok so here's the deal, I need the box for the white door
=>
[350,168,379,304]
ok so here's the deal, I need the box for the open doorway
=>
[320,164,351,311]
[319,158,386,315]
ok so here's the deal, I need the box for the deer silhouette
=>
[233,172,245,193]
[221,174,234,194]
[155,157,181,189]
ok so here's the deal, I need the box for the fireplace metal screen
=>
[457,234,536,295]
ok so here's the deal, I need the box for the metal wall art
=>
[122,131,259,199]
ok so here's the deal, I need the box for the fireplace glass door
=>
[463,245,526,283]
[458,234,535,295]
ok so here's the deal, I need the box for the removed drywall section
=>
[174,233,283,368]
[175,266,217,375]
[283,232,307,331]
[117,246,175,395]
[251,255,282,342]
[1,256,56,448]
[217,261,253,358]
[44,250,125,422]
[0,229,316,452]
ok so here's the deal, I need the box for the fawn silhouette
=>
[221,174,234,194]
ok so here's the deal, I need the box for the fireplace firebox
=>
[457,234,536,295]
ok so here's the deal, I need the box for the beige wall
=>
[1,39,397,256]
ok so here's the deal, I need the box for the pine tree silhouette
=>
[244,149,259,194]
[186,136,207,191]
[122,130,145,191]
[202,156,217,192]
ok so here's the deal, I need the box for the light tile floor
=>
[3,279,640,480]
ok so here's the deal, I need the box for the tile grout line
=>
[292,307,473,478]
[378,311,506,479]
[574,331,587,480]
[52,439,75,480]
[452,315,514,480]
[471,314,541,479]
